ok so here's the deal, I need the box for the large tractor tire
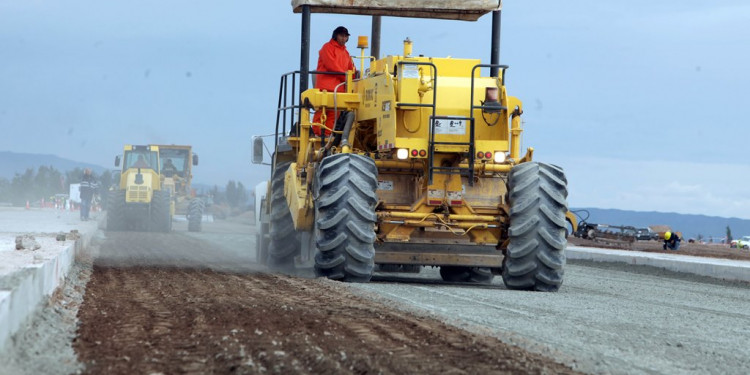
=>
[187,198,204,232]
[150,190,172,233]
[502,162,568,292]
[267,161,300,271]
[313,153,378,282]
[106,190,126,231]
[439,266,494,283]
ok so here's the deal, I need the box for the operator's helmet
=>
[665,231,672,240]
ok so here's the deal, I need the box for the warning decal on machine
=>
[428,189,445,199]
[377,180,394,191]
[434,118,466,135]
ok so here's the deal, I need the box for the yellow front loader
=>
[252,1,569,291]
[107,145,172,232]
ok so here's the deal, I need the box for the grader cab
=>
[252,0,569,291]
[155,145,204,232]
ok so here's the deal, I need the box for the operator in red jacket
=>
[313,26,356,136]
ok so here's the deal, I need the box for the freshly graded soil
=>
[75,267,578,375]
[74,230,579,374]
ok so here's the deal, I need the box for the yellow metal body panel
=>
[118,145,163,204]
[121,170,160,204]
[361,56,515,154]
[358,73,397,149]
[284,163,314,230]
[566,211,578,233]
[283,46,536,254]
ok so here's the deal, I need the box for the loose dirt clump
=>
[75,266,579,374]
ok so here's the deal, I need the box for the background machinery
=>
[252,1,570,291]
[107,145,172,232]
[571,210,664,247]
[155,145,204,232]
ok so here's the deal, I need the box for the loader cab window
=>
[159,149,189,178]
[124,150,159,172]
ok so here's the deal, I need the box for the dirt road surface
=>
[73,219,578,374]
[62,216,750,374]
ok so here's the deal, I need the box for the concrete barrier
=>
[0,239,81,351]
[0,209,97,352]
[567,246,750,282]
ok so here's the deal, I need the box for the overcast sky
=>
[1,1,748,219]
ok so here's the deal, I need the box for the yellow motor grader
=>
[252,0,570,291]
[107,145,172,232]
[154,145,203,232]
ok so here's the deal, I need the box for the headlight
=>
[494,152,506,163]
[396,148,409,160]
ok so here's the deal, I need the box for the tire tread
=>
[313,154,377,282]
[502,162,568,292]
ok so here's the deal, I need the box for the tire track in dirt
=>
[74,231,580,374]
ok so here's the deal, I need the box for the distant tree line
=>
[207,180,249,210]
[0,166,113,206]
[0,166,251,214]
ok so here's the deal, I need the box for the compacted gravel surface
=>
[350,262,750,375]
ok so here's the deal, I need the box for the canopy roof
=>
[291,0,502,21]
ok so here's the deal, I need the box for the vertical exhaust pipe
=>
[490,10,501,77]
[371,15,381,60]
[300,5,311,95]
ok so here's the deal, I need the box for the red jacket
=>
[315,39,355,93]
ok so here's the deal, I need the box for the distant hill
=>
[0,151,107,179]
[571,207,750,241]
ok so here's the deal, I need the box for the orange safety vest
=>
[315,39,355,92]
[313,39,355,135]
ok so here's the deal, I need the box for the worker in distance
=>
[663,231,681,251]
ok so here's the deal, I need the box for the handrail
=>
[396,61,439,184]
[469,63,509,114]
[465,63,510,184]
[273,69,348,162]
